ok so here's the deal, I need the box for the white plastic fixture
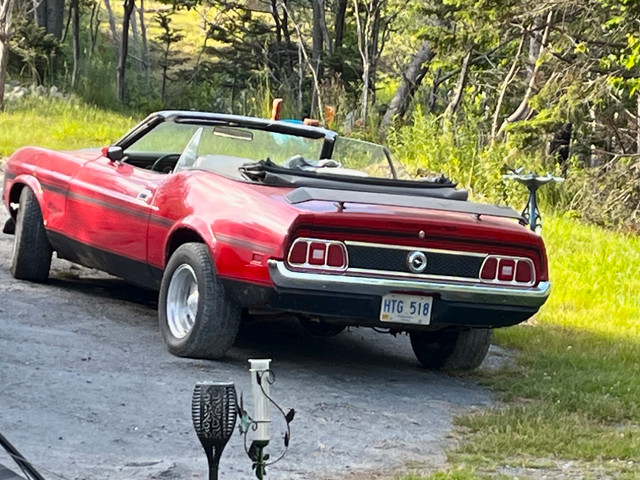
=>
[249,358,272,443]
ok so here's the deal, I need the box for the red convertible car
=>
[2,111,550,370]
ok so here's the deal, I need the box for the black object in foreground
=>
[192,382,238,480]
[0,432,46,480]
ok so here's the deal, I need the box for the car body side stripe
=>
[41,183,174,228]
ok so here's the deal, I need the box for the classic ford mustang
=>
[2,111,550,370]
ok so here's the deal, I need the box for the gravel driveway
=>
[0,194,493,480]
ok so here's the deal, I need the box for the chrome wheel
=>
[166,264,199,339]
[159,243,241,359]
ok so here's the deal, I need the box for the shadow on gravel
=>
[47,270,421,373]
[48,275,159,308]
[234,319,419,371]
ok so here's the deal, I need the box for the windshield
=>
[124,119,410,181]
[331,137,410,180]
[125,122,325,164]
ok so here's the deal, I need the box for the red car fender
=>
[161,214,217,267]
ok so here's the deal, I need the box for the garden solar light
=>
[249,359,272,443]
[235,359,294,479]
[191,382,238,480]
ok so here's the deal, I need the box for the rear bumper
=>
[222,260,552,330]
[267,260,550,309]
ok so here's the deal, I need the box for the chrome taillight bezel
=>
[286,238,349,272]
[480,255,536,286]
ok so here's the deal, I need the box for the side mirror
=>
[102,145,124,162]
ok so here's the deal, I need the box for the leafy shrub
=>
[386,107,553,209]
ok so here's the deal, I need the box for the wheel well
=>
[166,228,205,263]
[8,183,26,217]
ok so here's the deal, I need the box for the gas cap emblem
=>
[407,251,428,274]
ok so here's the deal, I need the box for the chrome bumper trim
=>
[268,260,550,309]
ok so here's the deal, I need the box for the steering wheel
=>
[150,153,180,172]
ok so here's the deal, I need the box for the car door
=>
[60,155,164,288]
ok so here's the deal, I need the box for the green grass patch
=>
[415,215,640,479]
[0,97,135,157]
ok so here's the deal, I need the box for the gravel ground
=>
[0,184,494,480]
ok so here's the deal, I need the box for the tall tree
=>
[35,0,64,38]
[379,40,435,135]
[0,0,12,109]
[310,0,329,115]
[69,0,79,88]
[116,0,135,102]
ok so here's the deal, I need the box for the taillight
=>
[497,259,515,281]
[289,241,308,264]
[287,238,348,271]
[480,255,535,285]
[515,260,533,283]
[480,257,497,280]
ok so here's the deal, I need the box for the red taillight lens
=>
[516,260,533,283]
[308,243,327,265]
[289,241,308,264]
[327,244,346,267]
[498,259,515,281]
[480,257,498,280]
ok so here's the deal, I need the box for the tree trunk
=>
[117,0,135,103]
[89,0,102,58]
[379,40,436,136]
[637,91,640,154]
[353,0,369,123]
[368,2,381,106]
[36,0,64,39]
[137,0,150,79]
[443,48,472,122]
[490,34,525,141]
[310,0,326,116]
[161,39,168,100]
[70,0,80,89]
[496,10,553,138]
[130,3,142,74]
[334,0,347,50]
[270,0,283,78]
[0,0,13,110]
[103,0,120,59]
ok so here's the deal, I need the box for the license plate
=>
[379,293,433,325]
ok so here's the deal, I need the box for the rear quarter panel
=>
[148,173,301,286]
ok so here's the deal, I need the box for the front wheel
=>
[410,328,492,371]
[11,187,53,282]
[159,243,241,359]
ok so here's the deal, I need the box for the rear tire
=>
[11,187,53,282]
[410,328,492,371]
[159,243,241,359]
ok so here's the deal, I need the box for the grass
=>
[0,97,135,157]
[417,215,640,479]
